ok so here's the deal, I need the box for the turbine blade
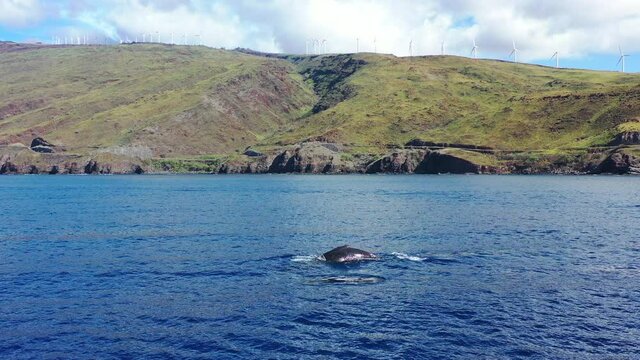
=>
[617,56,623,65]
[509,49,515,57]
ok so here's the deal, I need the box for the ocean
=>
[1,175,639,359]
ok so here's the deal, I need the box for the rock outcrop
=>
[366,150,426,174]
[415,151,486,174]
[608,132,640,146]
[0,145,147,175]
[367,149,499,174]
[243,149,263,157]
[30,137,55,153]
[594,150,640,174]
[267,142,353,174]
[0,161,18,174]
[218,158,271,174]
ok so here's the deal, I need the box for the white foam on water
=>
[291,255,322,263]
[392,252,427,262]
[320,276,384,284]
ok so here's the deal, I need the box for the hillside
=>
[0,43,315,155]
[1,42,639,174]
[267,53,640,151]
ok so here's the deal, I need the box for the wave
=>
[391,252,427,262]
[290,255,322,263]
[308,276,385,285]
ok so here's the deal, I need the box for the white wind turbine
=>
[509,40,519,63]
[471,38,478,59]
[617,45,629,73]
[356,38,359,53]
[321,39,327,54]
[441,40,446,55]
[550,51,559,68]
[409,40,413,56]
[373,37,377,53]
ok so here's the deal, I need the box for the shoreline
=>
[3,141,640,176]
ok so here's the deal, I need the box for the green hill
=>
[0,43,315,155]
[268,53,640,151]
[1,43,639,174]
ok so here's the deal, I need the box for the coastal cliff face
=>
[4,139,636,175]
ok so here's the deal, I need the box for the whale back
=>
[322,245,376,263]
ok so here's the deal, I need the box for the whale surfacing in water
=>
[322,245,377,263]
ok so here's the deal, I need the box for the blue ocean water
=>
[0,175,639,359]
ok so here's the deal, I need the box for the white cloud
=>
[0,0,42,26]
[5,0,640,61]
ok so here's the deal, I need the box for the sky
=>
[1,0,640,72]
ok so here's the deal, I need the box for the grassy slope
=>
[0,44,316,156]
[2,45,640,165]
[269,54,640,153]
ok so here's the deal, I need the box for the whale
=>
[322,245,377,263]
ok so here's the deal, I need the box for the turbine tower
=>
[356,38,359,53]
[321,39,327,54]
[409,40,413,57]
[617,45,629,73]
[441,40,445,55]
[373,37,377,53]
[509,40,519,63]
[551,51,559,68]
[471,39,478,59]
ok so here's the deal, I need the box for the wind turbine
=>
[509,40,518,63]
[373,37,377,53]
[356,37,359,53]
[321,39,327,54]
[409,40,413,57]
[471,38,478,59]
[550,51,559,68]
[617,45,629,73]
[441,40,445,55]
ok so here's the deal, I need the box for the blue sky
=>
[1,0,639,72]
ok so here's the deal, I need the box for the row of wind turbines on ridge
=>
[50,32,203,46]
[309,37,631,73]
[471,39,628,73]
